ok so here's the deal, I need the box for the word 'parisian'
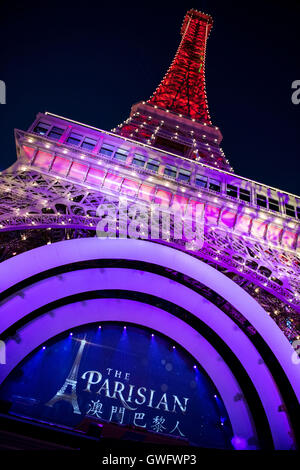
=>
[81,370,190,414]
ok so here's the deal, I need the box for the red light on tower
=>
[147,9,213,123]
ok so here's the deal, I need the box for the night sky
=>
[0,0,299,194]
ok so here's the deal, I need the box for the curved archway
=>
[0,266,293,449]
[0,238,298,449]
[0,239,298,396]
[1,298,256,447]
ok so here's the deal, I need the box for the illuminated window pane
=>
[34,122,51,136]
[146,159,160,173]
[268,198,280,212]
[195,175,207,188]
[81,137,97,151]
[209,178,221,192]
[257,194,267,208]
[178,169,190,182]
[67,132,83,146]
[227,184,238,198]
[285,204,295,218]
[164,165,177,178]
[48,126,64,140]
[132,154,145,167]
[240,188,251,202]
[100,144,114,156]
[114,149,128,162]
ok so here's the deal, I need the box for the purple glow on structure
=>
[0,297,258,446]
[231,435,248,450]
[1,237,296,401]
[0,238,297,449]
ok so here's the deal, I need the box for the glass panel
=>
[257,194,267,208]
[164,165,177,178]
[146,159,160,173]
[285,204,295,217]
[34,122,51,135]
[67,132,83,146]
[100,144,114,156]
[81,137,97,151]
[195,175,208,188]
[178,169,190,182]
[226,184,238,198]
[48,126,64,140]
[209,179,221,192]
[114,150,128,162]
[268,198,280,212]
[239,189,251,202]
[132,154,145,167]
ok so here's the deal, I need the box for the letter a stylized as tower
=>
[46,337,86,414]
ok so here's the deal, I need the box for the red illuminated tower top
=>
[114,10,232,172]
[148,10,213,123]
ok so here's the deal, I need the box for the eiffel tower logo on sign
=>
[46,336,87,415]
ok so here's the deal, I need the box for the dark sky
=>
[0,0,299,194]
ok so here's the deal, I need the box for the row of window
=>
[108,147,300,218]
[33,121,300,220]
[195,175,221,192]
[228,185,300,218]
[211,183,298,217]
[227,184,251,202]
[34,122,98,151]
[99,144,191,183]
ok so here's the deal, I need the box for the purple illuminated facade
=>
[0,10,299,450]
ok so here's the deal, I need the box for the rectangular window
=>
[146,159,160,173]
[268,198,280,212]
[285,204,295,218]
[297,207,300,219]
[164,165,177,179]
[114,149,128,162]
[132,154,146,167]
[257,194,267,208]
[100,144,114,157]
[195,175,208,188]
[34,122,51,136]
[178,169,191,183]
[48,126,64,140]
[227,184,238,198]
[209,178,221,192]
[81,137,97,151]
[240,188,251,202]
[67,132,83,146]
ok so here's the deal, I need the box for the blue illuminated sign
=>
[0,323,233,448]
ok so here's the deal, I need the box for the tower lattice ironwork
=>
[148,10,213,122]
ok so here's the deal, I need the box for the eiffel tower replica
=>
[0,9,299,444]
[1,9,298,334]
[46,337,87,415]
